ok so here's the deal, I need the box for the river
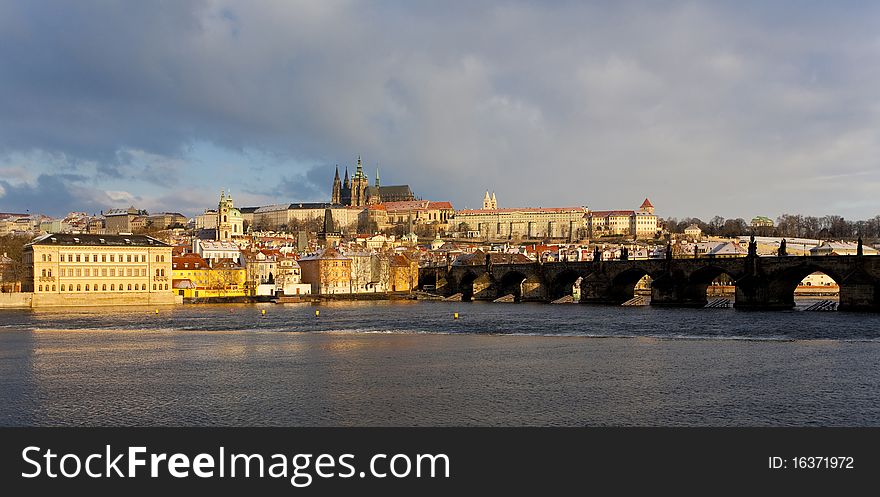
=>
[1,301,878,426]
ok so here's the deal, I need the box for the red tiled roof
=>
[641,198,653,208]
[172,253,209,269]
[590,210,635,217]
[382,200,454,211]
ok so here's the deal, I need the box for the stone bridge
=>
[419,254,880,311]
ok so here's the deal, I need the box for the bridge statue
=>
[778,239,787,257]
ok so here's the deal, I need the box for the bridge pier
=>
[580,273,615,304]
[731,276,795,310]
[838,271,879,311]
[649,275,708,308]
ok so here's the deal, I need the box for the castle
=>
[331,156,415,207]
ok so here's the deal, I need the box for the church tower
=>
[482,191,492,210]
[366,165,382,205]
[350,155,369,207]
[331,165,342,205]
[491,192,497,209]
[217,189,231,241]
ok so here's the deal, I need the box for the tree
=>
[0,235,30,292]
[721,218,748,238]
[707,216,725,236]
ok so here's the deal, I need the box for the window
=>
[110,254,115,262]
[85,284,90,291]
[93,255,98,262]
[110,268,115,277]
[110,284,115,291]
[127,269,132,277]
[161,255,165,262]
[42,254,46,262]
[102,284,106,291]
[48,254,52,262]
[47,269,52,277]
[153,284,157,291]
[102,269,107,277]
[156,255,160,262]
[102,254,106,262]
[127,255,132,262]
[84,268,90,277]
[128,284,132,291]
[75,269,81,277]
[52,285,56,291]
[41,269,46,277]
[76,285,81,291]
[160,269,165,276]
[38,285,42,292]
[164,284,168,290]
[76,254,81,262]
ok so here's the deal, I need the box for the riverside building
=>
[22,233,175,307]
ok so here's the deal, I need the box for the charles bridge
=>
[419,243,880,311]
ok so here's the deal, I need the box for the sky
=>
[1,1,879,220]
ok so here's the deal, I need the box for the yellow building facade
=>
[172,254,248,298]
[299,247,352,294]
[23,233,175,307]
[388,254,419,292]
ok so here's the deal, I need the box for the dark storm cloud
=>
[0,174,110,215]
[1,1,879,218]
[259,164,333,202]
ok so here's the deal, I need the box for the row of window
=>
[41,253,168,263]
[36,283,171,292]
[54,268,149,277]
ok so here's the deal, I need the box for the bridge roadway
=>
[419,253,880,311]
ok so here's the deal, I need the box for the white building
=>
[193,239,242,265]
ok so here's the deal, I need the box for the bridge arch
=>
[549,269,589,300]
[687,266,739,305]
[770,265,845,309]
[458,270,495,301]
[610,267,654,303]
[497,270,528,302]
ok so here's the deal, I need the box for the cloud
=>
[1,1,879,220]
[261,164,333,202]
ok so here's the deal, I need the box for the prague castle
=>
[331,156,415,207]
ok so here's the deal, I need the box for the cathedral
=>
[331,156,415,207]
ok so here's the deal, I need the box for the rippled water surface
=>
[1,301,878,426]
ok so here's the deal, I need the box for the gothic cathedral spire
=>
[331,165,342,205]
